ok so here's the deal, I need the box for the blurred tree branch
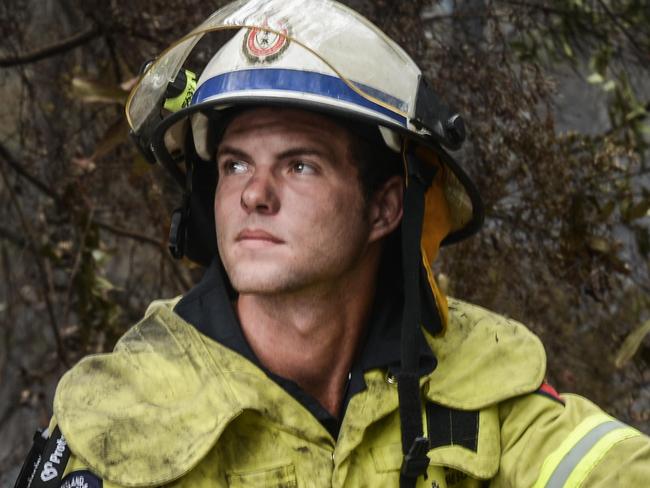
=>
[0,26,101,68]
[93,220,192,290]
[0,143,60,202]
[595,0,645,55]
[0,226,25,247]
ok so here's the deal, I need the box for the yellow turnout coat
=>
[41,298,649,487]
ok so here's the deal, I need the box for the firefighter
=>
[15,1,649,487]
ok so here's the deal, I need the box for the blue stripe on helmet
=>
[192,68,408,126]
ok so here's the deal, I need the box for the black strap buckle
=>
[168,206,187,259]
[401,436,430,479]
[406,153,437,189]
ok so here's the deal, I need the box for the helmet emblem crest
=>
[243,18,291,64]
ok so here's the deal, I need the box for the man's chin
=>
[232,281,295,295]
[227,268,297,295]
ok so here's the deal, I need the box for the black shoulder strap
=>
[13,429,47,488]
[14,426,71,488]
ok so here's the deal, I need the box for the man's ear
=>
[368,175,404,243]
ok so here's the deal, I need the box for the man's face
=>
[214,107,376,295]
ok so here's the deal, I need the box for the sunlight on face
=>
[214,108,374,295]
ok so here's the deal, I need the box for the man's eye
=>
[222,160,249,174]
[291,161,317,175]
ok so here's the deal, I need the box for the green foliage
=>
[509,0,650,154]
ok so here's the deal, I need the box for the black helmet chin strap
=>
[398,151,437,487]
[168,151,193,260]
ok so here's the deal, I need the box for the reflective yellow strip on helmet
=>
[533,413,642,488]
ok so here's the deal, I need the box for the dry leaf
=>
[587,236,610,254]
[71,156,96,173]
[615,319,650,368]
[72,77,129,105]
[120,76,139,92]
[91,118,129,160]
[72,117,129,169]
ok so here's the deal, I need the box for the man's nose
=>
[240,170,280,214]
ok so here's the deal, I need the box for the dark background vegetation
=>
[1,0,648,481]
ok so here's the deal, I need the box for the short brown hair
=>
[345,123,403,202]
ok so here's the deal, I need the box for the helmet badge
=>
[243,18,291,64]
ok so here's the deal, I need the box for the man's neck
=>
[235,254,380,418]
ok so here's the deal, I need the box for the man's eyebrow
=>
[216,145,335,161]
[276,147,333,161]
[216,145,250,160]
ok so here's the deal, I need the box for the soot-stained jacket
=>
[14,281,650,487]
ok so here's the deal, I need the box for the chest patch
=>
[60,470,102,488]
[25,426,72,487]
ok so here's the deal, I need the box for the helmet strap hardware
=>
[129,130,157,165]
[168,199,189,259]
[414,77,465,150]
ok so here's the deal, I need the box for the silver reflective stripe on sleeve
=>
[533,413,642,488]
[544,420,623,488]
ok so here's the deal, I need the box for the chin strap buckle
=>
[401,436,430,480]
[168,203,188,259]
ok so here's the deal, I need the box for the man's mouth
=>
[236,229,284,244]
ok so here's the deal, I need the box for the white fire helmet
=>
[126,0,483,262]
